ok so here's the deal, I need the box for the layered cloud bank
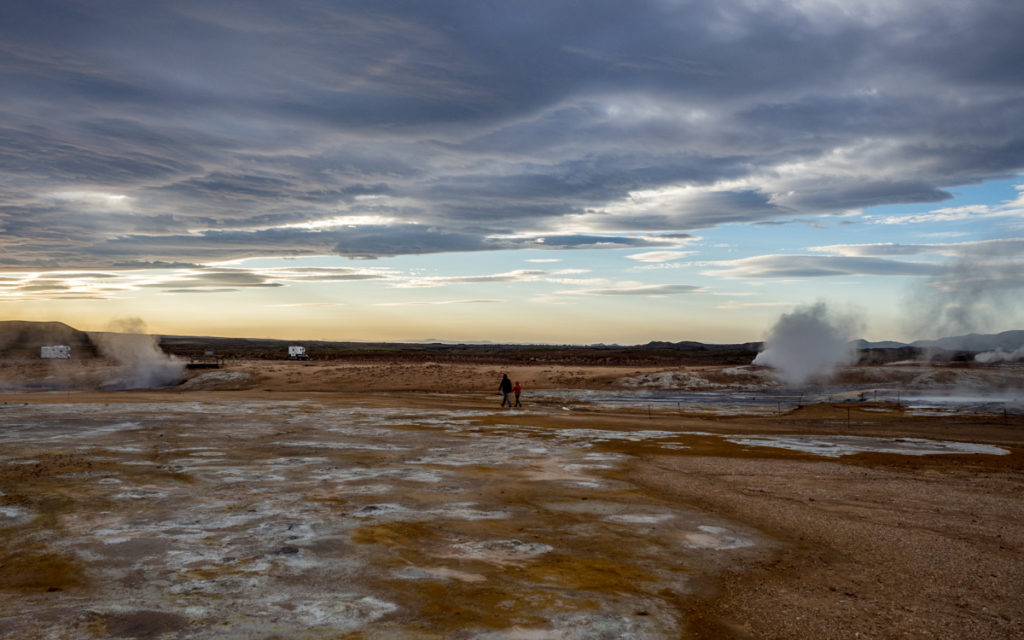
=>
[1,0,1022,269]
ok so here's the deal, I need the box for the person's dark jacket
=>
[499,377,512,393]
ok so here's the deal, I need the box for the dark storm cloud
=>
[2,0,1022,267]
[72,226,665,266]
[330,228,664,259]
[156,172,391,208]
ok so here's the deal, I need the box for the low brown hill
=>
[0,320,99,359]
[155,334,763,366]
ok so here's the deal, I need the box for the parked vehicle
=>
[41,345,71,359]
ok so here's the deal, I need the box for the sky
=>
[1,0,1023,344]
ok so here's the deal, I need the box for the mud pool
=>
[0,399,766,639]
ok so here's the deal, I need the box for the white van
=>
[41,345,72,359]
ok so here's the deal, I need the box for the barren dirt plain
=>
[1,360,1022,639]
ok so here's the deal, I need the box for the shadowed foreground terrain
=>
[1,361,1022,638]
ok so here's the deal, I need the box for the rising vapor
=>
[975,347,1024,364]
[92,318,185,389]
[753,302,861,387]
[907,243,1024,341]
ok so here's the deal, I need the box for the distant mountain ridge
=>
[851,339,908,350]
[2,320,1022,365]
[854,330,1024,353]
[911,330,1024,352]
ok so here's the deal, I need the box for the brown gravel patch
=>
[629,451,1024,639]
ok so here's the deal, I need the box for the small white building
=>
[41,345,71,359]
[288,346,309,360]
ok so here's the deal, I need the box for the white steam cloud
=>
[907,243,1024,340]
[975,347,1024,364]
[753,301,861,387]
[91,318,185,389]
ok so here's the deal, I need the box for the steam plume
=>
[92,318,184,389]
[975,347,1024,364]
[753,301,861,387]
[907,242,1024,341]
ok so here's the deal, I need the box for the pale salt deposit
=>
[0,505,31,524]
[449,539,555,563]
[726,434,1010,457]
[620,366,778,392]
[606,513,677,524]
[683,525,756,550]
[393,565,488,583]
[0,398,763,638]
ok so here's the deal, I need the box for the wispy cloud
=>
[809,238,1024,258]
[0,262,599,301]
[702,255,940,278]
[396,269,550,289]
[373,299,502,306]
[268,302,347,308]
[715,300,797,310]
[0,264,390,299]
[139,269,285,290]
[560,283,705,296]
[866,184,1024,225]
[626,250,694,263]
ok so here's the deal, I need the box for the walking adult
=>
[498,373,513,408]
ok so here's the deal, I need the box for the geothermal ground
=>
[1,361,1022,639]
